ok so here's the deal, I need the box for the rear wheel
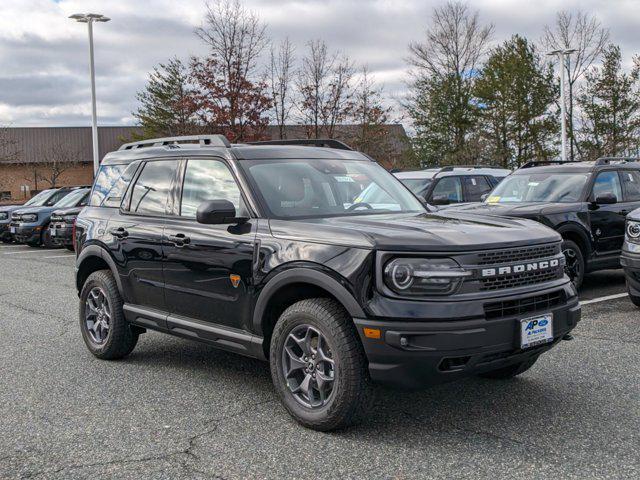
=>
[79,270,138,359]
[478,357,538,379]
[562,239,584,289]
[270,298,373,431]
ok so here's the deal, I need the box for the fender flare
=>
[252,267,366,335]
[556,223,592,256]
[76,244,123,294]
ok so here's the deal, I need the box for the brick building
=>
[0,125,410,204]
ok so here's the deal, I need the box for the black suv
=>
[621,208,640,307]
[452,158,640,288]
[74,135,580,430]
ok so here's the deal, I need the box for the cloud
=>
[0,0,638,126]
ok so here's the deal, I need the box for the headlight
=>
[627,220,640,241]
[383,258,471,296]
[22,213,37,222]
[0,212,7,221]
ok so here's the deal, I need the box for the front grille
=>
[477,244,560,265]
[484,290,564,320]
[479,268,562,291]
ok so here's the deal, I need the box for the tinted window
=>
[24,189,55,207]
[180,159,243,218]
[91,165,125,206]
[489,173,589,203]
[45,190,71,206]
[128,160,179,215]
[463,176,493,201]
[431,177,463,203]
[621,171,640,201]
[54,189,89,208]
[399,178,432,199]
[103,163,138,208]
[593,171,622,201]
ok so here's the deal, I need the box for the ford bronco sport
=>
[74,135,580,431]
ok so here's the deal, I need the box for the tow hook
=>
[562,334,574,341]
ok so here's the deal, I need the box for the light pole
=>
[548,48,577,163]
[69,13,111,176]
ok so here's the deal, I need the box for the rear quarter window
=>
[90,163,138,207]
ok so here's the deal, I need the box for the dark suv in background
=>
[75,135,579,430]
[394,166,510,206]
[452,158,640,287]
[11,186,89,247]
[1,189,68,243]
[49,188,91,250]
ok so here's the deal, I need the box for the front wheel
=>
[270,298,373,431]
[562,239,584,289]
[478,357,538,379]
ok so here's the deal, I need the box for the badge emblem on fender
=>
[229,274,241,288]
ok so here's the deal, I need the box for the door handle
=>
[167,233,191,247]
[111,227,129,239]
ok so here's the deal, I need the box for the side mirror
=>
[480,193,489,202]
[431,195,451,206]
[196,200,246,225]
[594,193,617,205]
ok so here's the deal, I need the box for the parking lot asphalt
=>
[0,244,638,480]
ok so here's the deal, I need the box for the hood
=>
[13,205,57,215]
[449,201,582,218]
[269,211,560,252]
[0,204,27,214]
[628,207,640,221]
[51,206,83,217]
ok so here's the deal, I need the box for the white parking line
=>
[2,249,59,255]
[580,292,628,305]
[42,254,75,259]
[0,245,28,248]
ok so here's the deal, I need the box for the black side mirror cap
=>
[196,200,247,225]
[594,193,618,205]
[431,196,450,206]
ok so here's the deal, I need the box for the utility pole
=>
[69,13,111,176]
[548,49,577,163]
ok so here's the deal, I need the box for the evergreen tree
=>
[474,35,558,168]
[578,45,640,159]
[133,58,199,139]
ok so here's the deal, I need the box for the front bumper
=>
[49,223,73,246]
[11,223,43,244]
[355,285,580,389]
[620,243,640,295]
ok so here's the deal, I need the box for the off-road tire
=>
[270,298,373,431]
[478,356,538,380]
[561,239,584,289]
[79,270,138,359]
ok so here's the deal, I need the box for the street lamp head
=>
[69,13,110,23]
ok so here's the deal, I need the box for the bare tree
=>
[543,11,610,159]
[269,37,295,139]
[36,143,83,188]
[195,0,269,136]
[297,39,355,139]
[407,1,493,157]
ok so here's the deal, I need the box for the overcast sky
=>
[1,0,639,127]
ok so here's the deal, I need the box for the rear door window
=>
[463,176,493,202]
[127,160,179,216]
[621,170,640,201]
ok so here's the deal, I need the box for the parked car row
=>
[0,186,90,248]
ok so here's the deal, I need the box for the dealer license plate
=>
[520,314,553,349]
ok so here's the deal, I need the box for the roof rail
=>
[594,156,640,166]
[438,164,504,172]
[519,160,578,169]
[246,139,353,151]
[118,135,230,151]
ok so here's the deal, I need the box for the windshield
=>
[54,189,88,208]
[24,189,55,207]
[398,178,432,198]
[487,172,590,203]
[241,159,425,219]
